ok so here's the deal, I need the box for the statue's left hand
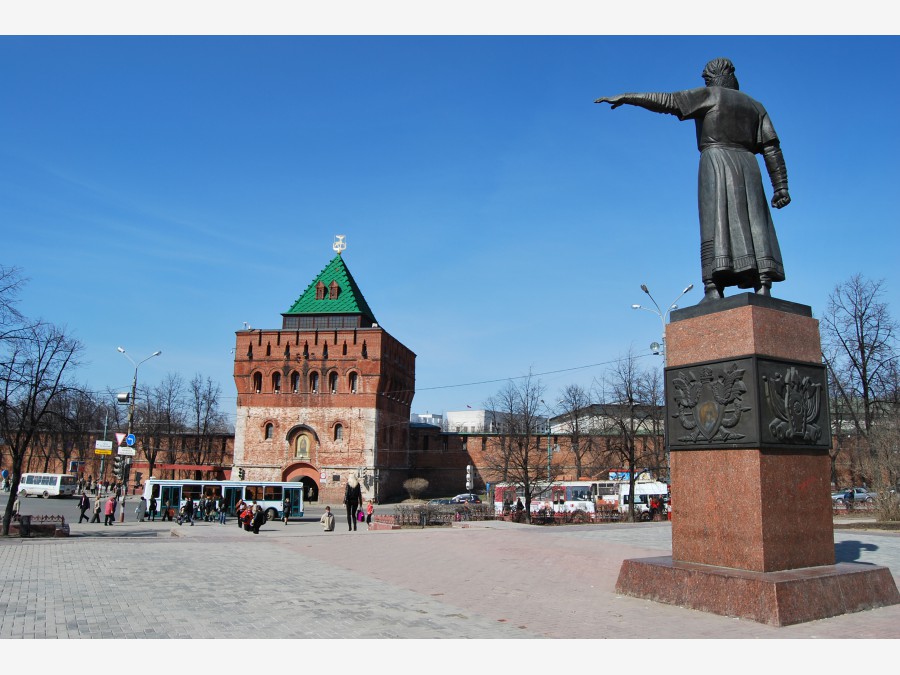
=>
[771,189,791,209]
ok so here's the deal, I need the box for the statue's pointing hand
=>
[594,95,624,109]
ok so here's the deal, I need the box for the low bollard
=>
[19,515,31,537]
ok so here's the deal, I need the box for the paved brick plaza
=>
[1,511,899,639]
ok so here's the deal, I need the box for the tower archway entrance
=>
[283,463,319,503]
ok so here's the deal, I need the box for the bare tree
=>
[555,383,598,480]
[593,348,662,522]
[481,372,552,521]
[0,265,25,333]
[821,275,898,440]
[141,373,186,479]
[188,374,226,474]
[0,321,83,535]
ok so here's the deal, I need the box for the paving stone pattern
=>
[1,514,899,639]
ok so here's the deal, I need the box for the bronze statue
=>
[595,58,790,302]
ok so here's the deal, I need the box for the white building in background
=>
[410,412,443,427]
[444,409,549,434]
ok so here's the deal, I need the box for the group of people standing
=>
[236,500,267,534]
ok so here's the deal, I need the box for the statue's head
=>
[702,58,739,90]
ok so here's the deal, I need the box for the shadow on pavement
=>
[835,539,878,563]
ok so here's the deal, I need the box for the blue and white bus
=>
[142,479,304,521]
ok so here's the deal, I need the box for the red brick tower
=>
[232,239,415,503]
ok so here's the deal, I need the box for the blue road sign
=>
[125,434,136,447]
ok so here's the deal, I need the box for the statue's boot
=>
[700,281,723,303]
[755,274,772,297]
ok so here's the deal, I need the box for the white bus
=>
[18,473,78,498]
[141,479,304,521]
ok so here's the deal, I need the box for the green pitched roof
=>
[284,254,378,323]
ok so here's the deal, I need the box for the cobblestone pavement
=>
[1,512,899,639]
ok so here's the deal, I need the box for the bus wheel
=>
[265,508,278,521]
[42,491,50,498]
[19,489,27,497]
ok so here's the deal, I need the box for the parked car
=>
[450,493,482,504]
[428,498,452,505]
[832,487,876,504]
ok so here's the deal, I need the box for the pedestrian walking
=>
[217,496,227,524]
[77,492,91,523]
[148,496,158,522]
[183,496,195,526]
[282,495,291,525]
[320,505,335,532]
[161,499,173,522]
[343,474,363,532]
[12,496,20,517]
[135,497,147,522]
[365,499,374,530]
[104,496,116,526]
[90,495,102,523]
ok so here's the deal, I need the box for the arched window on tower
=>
[349,372,358,394]
[310,372,319,393]
[272,372,281,393]
[264,423,273,440]
[252,372,262,393]
[362,341,368,358]
[334,424,343,441]
[290,372,300,393]
[315,281,326,300]
[329,280,340,300]
[329,372,338,394]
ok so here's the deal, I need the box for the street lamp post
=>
[631,283,693,365]
[631,284,692,484]
[116,347,161,520]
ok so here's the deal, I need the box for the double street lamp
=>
[631,283,693,365]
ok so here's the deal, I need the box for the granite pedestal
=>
[615,294,900,626]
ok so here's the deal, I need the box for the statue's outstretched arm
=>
[594,92,679,116]
[762,141,791,209]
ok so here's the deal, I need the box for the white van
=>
[18,473,78,498]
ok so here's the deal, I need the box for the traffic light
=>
[116,392,130,405]
[238,468,245,480]
[113,456,124,480]
[465,465,473,491]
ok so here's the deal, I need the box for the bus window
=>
[264,486,283,501]
[182,484,202,500]
[203,485,223,499]
[245,485,263,501]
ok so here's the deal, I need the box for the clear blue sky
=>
[3,35,899,425]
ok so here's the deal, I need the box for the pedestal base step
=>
[616,556,900,627]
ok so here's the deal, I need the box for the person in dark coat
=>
[343,475,363,532]
[251,505,266,534]
[77,492,91,523]
[183,496,195,526]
